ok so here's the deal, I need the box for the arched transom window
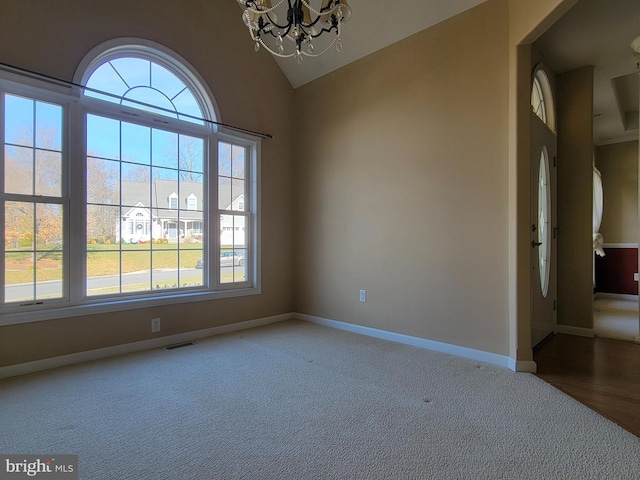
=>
[85,57,203,124]
[531,67,556,132]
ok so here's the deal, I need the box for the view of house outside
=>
[3,94,248,303]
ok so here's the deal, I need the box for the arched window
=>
[1,39,259,317]
[531,67,556,132]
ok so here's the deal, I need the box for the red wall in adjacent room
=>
[594,247,638,295]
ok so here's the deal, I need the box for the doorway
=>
[530,67,558,348]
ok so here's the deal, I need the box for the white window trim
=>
[0,43,261,327]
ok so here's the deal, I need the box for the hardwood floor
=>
[534,334,640,437]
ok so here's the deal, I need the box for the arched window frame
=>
[75,38,220,129]
[0,38,261,324]
[531,66,556,132]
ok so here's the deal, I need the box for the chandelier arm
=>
[258,11,293,34]
[306,24,339,39]
[243,0,290,31]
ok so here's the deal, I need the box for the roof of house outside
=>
[120,180,242,221]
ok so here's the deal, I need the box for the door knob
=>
[531,240,542,248]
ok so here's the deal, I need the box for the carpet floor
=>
[1,320,639,479]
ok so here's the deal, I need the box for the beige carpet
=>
[1,320,639,479]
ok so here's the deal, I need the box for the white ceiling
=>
[257,0,487,88]
[534,0,640,145]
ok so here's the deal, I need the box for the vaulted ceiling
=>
[238,0,487,88]
[236,0,639,145]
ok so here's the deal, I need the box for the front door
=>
[531,113,558,347]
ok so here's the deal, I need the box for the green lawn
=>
[6,243,206,284]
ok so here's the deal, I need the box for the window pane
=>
[232,145,245,179]
[179,135,203,174]
[35,101,62,151]
[219,177,232,210]
[234,249,247,283]
[121,208,152,247]
[110,58,150,89]
[233,216,247,248]
[87,115,120,160]
[35,150,62,197]
[5,145,33,194]
[87,158,119,205]
[152,249,178,289]
[152,209,175,243]
[87,250,120,296]
[5,201,34,250]
[180,249,203,287]
[35,203,62,249]
[122,165,151,207]
[122,123,151,165]
[180,180,202,211]
[5,252,34,302]
[218,142,231,176]
[87,205,119,245]
[122,251,150,292]
[219,247,246,284]
[123,88,176,118]
[220,214,233,248]
[85,63,129,101]
[5,94,33,147]
[5,202,64,302]
[174,89,202,124]
[152,129,178,168]
[36,255,63,300]
[151,63,185,99]
[232,180,245,211]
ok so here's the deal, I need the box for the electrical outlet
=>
[634,273,639,282]
[359,290,366,303]
[151,318,161,333]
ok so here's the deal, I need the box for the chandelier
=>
[238,0,352,63]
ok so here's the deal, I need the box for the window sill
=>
[0,286,260,327]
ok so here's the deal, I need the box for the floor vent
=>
[165,342,196,350]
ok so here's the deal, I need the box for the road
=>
[6,266,245,301]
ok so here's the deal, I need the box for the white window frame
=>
[0,40,261,326]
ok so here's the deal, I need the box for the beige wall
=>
[596,141,639,244]
[0,0,295,367]
[556,66,594,329]
[294,0,511,355]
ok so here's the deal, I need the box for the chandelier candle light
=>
[238,0,352,63]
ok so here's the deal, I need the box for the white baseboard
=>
[294,312,521,371]
[508,359,537,373]
[601,243,638,248]
[0,313,292,380]
[555,325,595,338]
